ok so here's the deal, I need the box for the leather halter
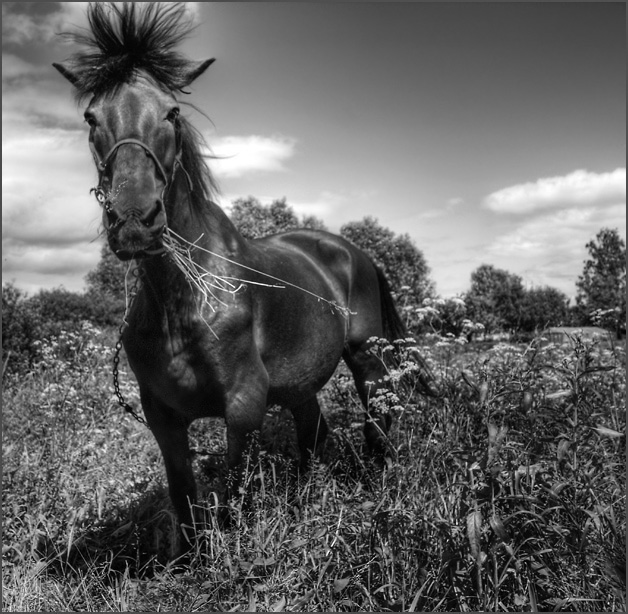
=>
[89,136,192,204]
[90,138,170,186]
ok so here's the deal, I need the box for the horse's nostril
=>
[105,204,123,228]
[141,201,164,228]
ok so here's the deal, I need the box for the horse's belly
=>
[263,312,346,405]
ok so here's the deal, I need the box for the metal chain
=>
[112,265,149,428]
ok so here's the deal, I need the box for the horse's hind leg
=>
[343,344,393,460]
[290,396,329,470]
[224,374,269,501]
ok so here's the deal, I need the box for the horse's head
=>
[54,62,213,260]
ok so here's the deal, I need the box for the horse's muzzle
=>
[105,201,167,260]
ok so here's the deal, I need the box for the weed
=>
[2,320,625,611]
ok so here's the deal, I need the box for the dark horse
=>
[54,3,432,550]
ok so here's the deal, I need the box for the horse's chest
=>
[123,319,227,415]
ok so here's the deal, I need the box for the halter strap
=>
[89,137,193,193]
[90,138,169,185]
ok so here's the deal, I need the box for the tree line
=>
[3,196,625,374]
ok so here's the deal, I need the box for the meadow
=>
[2,320,625,611]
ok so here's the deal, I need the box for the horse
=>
[54,2,433,552]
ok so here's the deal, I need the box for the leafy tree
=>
[340,216,435,330]
[85,242,132,301]
[415,296,485,340]
[84,243,134,324]
[229,196,326,239]
[519,286,570,334]
[574,228,626,337]
[27,288,95,330]
[465,264,526,335]
[2,283,102,375]
[2,282,38,374]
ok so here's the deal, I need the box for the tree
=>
[575,228,626,337]
[229,196,326,239]
[27,288,95,328]
[84,243,135,324]
[2,283,102,375]
[415,296,485,340]
[340,216,435,330]
[2,282,37,374]
[85,243,132,301]
[465,264,526,335]
[520,286,570,334]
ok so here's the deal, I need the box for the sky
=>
[2,2,625,299]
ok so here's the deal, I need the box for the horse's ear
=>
[180,58,215,88]
[53,62,80,87]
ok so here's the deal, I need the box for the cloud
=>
[483,168,626,214]
[2,3,200,48]
[480,167,626,295]
[2,53,44,80]
[485,203,626,295]
[209,135,297,179]
[290,191,347,219]
[3,240,102,294]
[1,3,88,46]
[2,126,102,291]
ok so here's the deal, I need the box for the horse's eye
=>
[84,113,97,128]
[90,186,107,204]
[166,107,180,123]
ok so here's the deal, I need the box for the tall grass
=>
[2,323,625,611]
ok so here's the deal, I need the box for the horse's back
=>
[253,228,376,293]
[251,229,385,348]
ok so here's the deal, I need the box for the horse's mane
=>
[177,114,221,208]
[59,2,197,100]
[59,2,219,208]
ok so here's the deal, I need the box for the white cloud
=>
[290,191,347,219]
[209,135,297,178]
[413,197,465,222]
[483,168,626,214]
[480,167,627,295]
[2,126,102,291]
[2,3,199,48]
[3,241,101,294]
[485,203,626,296]
[1,3,88,46]
[2,54,44,80]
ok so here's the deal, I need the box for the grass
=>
[2,322,625,611]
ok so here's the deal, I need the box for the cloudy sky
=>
[3,2,625,298]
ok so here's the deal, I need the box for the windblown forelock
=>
[58,2,199,102]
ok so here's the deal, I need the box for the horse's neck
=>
[171,177,245,252]
[139,184,248,305]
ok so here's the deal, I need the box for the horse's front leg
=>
[141,390,197,553]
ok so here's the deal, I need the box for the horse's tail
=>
[374,265,409,342]
[374,265,439,397]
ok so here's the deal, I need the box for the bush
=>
[2,283,126,378]
[2,282,38,375]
